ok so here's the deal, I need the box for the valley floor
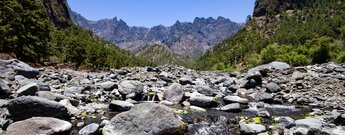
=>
[0,59,345,135]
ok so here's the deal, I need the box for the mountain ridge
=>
[71,11,243,60]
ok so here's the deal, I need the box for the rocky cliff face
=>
[71,12,242,59]
[36,0,73,28]
[251,0,307,36]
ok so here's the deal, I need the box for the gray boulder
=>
[196,86,213,96]
[223,96,249,104]
[17,83,38,97]
[118,80,143,96]
[3,96,69,120]
[251,92,273,103]
[100,81,118,91]
[64,86,85,94]
[265,83,281,93]
[109,100,134,111]
[6,117,72,135]
[220,103,241,112]
[179,76,194,85]
[295,118,322,129]
[240,120,266,134]
[36,91,79,106]
[4,59,39,78]
[0,80,11,98]
[164,83,184,102]
[103,103,187,135]
[275,116,295,128]
[248,61,290,76]
[190,96,218,107]
[78,123,99,135]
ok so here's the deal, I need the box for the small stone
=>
[274,116,295,128]
[269,125,285,135]
[163,83,184,102]
[293,127,309,135]
[160,100,174,106]
[240,120,266,134]
[220,103,241,112]
[196,86,214,96]
[0,79,11,98]
[189,106,206,112]
[0,118,9,129]
[189,96,218,107]
[251,92,273,103]
[257,110,270,118]
[78,123,99,135]
[295,118,322,129]
[223,96,249,104]
[100,120,110,127]
[265,83,281,93]
[179,76,194,85]
[17,83,38,97]
[77,122,85,128]
[109,100,134,111]
[100,81,118,91]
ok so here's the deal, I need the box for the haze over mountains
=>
[71,11,243,59]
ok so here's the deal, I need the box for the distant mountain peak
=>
[71,11,243,60]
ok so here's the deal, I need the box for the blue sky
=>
[68,0,256,27]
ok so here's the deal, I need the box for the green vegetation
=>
[0,0,151,69]
[0,0,52,62]
[196,0,345,71]
[135,44,194,68]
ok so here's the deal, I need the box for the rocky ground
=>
[0,59,345,135]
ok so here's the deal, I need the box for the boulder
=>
[118,80,143,96]
[0,118,9,129]
[4,59,39,78]
[17,83,38,97]
[295,118,322,129]
[179,76,194,85]
[109,100,134,111]
[223,96,249,104]
[240,120,266,134]
[78,123,99,135]
[0,80,11,98]
[163,83,184,102]
[275,117,295,128]
[256,110,270,118]
[189,106,206,112]
[36,91,79,106]
[64,86,85,94]
[6,117,72,135]
[196,86,214,96]
[190,96,218,107]
[3,96,69,120]
[251,92,273,103]
[220,103,241,112]
[103,103,187,135]
[100,81,118,91]
[265,83,281,93]
[59,99,79,116]
[248,61,290,76]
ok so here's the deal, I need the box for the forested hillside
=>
[0,0,150,69]
[135,44,194,67]
[196,0,345,71]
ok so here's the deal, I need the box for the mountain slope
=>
[0,0,150,68]
[135,44,187,66]
[196,0,345,71]
[71,12,243,59]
